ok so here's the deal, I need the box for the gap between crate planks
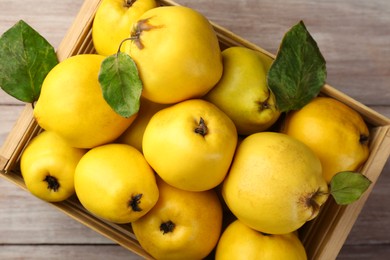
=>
[0,0,389,259]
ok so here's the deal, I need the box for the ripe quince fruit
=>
[126,6,223,104]
[205,46,281,135]
[92,0,157,56]
[222,132,329,234]
[20,131,86,202]
[282,96,370,183]
[132,177,223,260]
[74,143,159,223]
[34,54,137,149]
[215,220,307,260]
[142,99,237,191]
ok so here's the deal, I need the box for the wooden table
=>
[1,0,389,259]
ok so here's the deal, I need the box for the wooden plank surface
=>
[0,0,389,259]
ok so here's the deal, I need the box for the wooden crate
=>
[1,0,389,259]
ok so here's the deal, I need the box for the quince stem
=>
[116,36,139,54]
[116,18,160,52]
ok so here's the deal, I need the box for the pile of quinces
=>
[16,0,372,259]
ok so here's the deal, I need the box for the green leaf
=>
[98,52,142,118]
[0,20,58,103]
[330,171,372,205]
[267,20,327,112]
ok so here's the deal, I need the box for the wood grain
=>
[0,245,138,260]
[0,0,389,259]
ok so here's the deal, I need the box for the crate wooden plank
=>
[301,125,390,259]
[343,161,390,244]
[339,244,390,260]
[0,244,388,260]
[0,105,40,172]
[0,105,24,143]
[0,245,141,260]
[0,177,113,244]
